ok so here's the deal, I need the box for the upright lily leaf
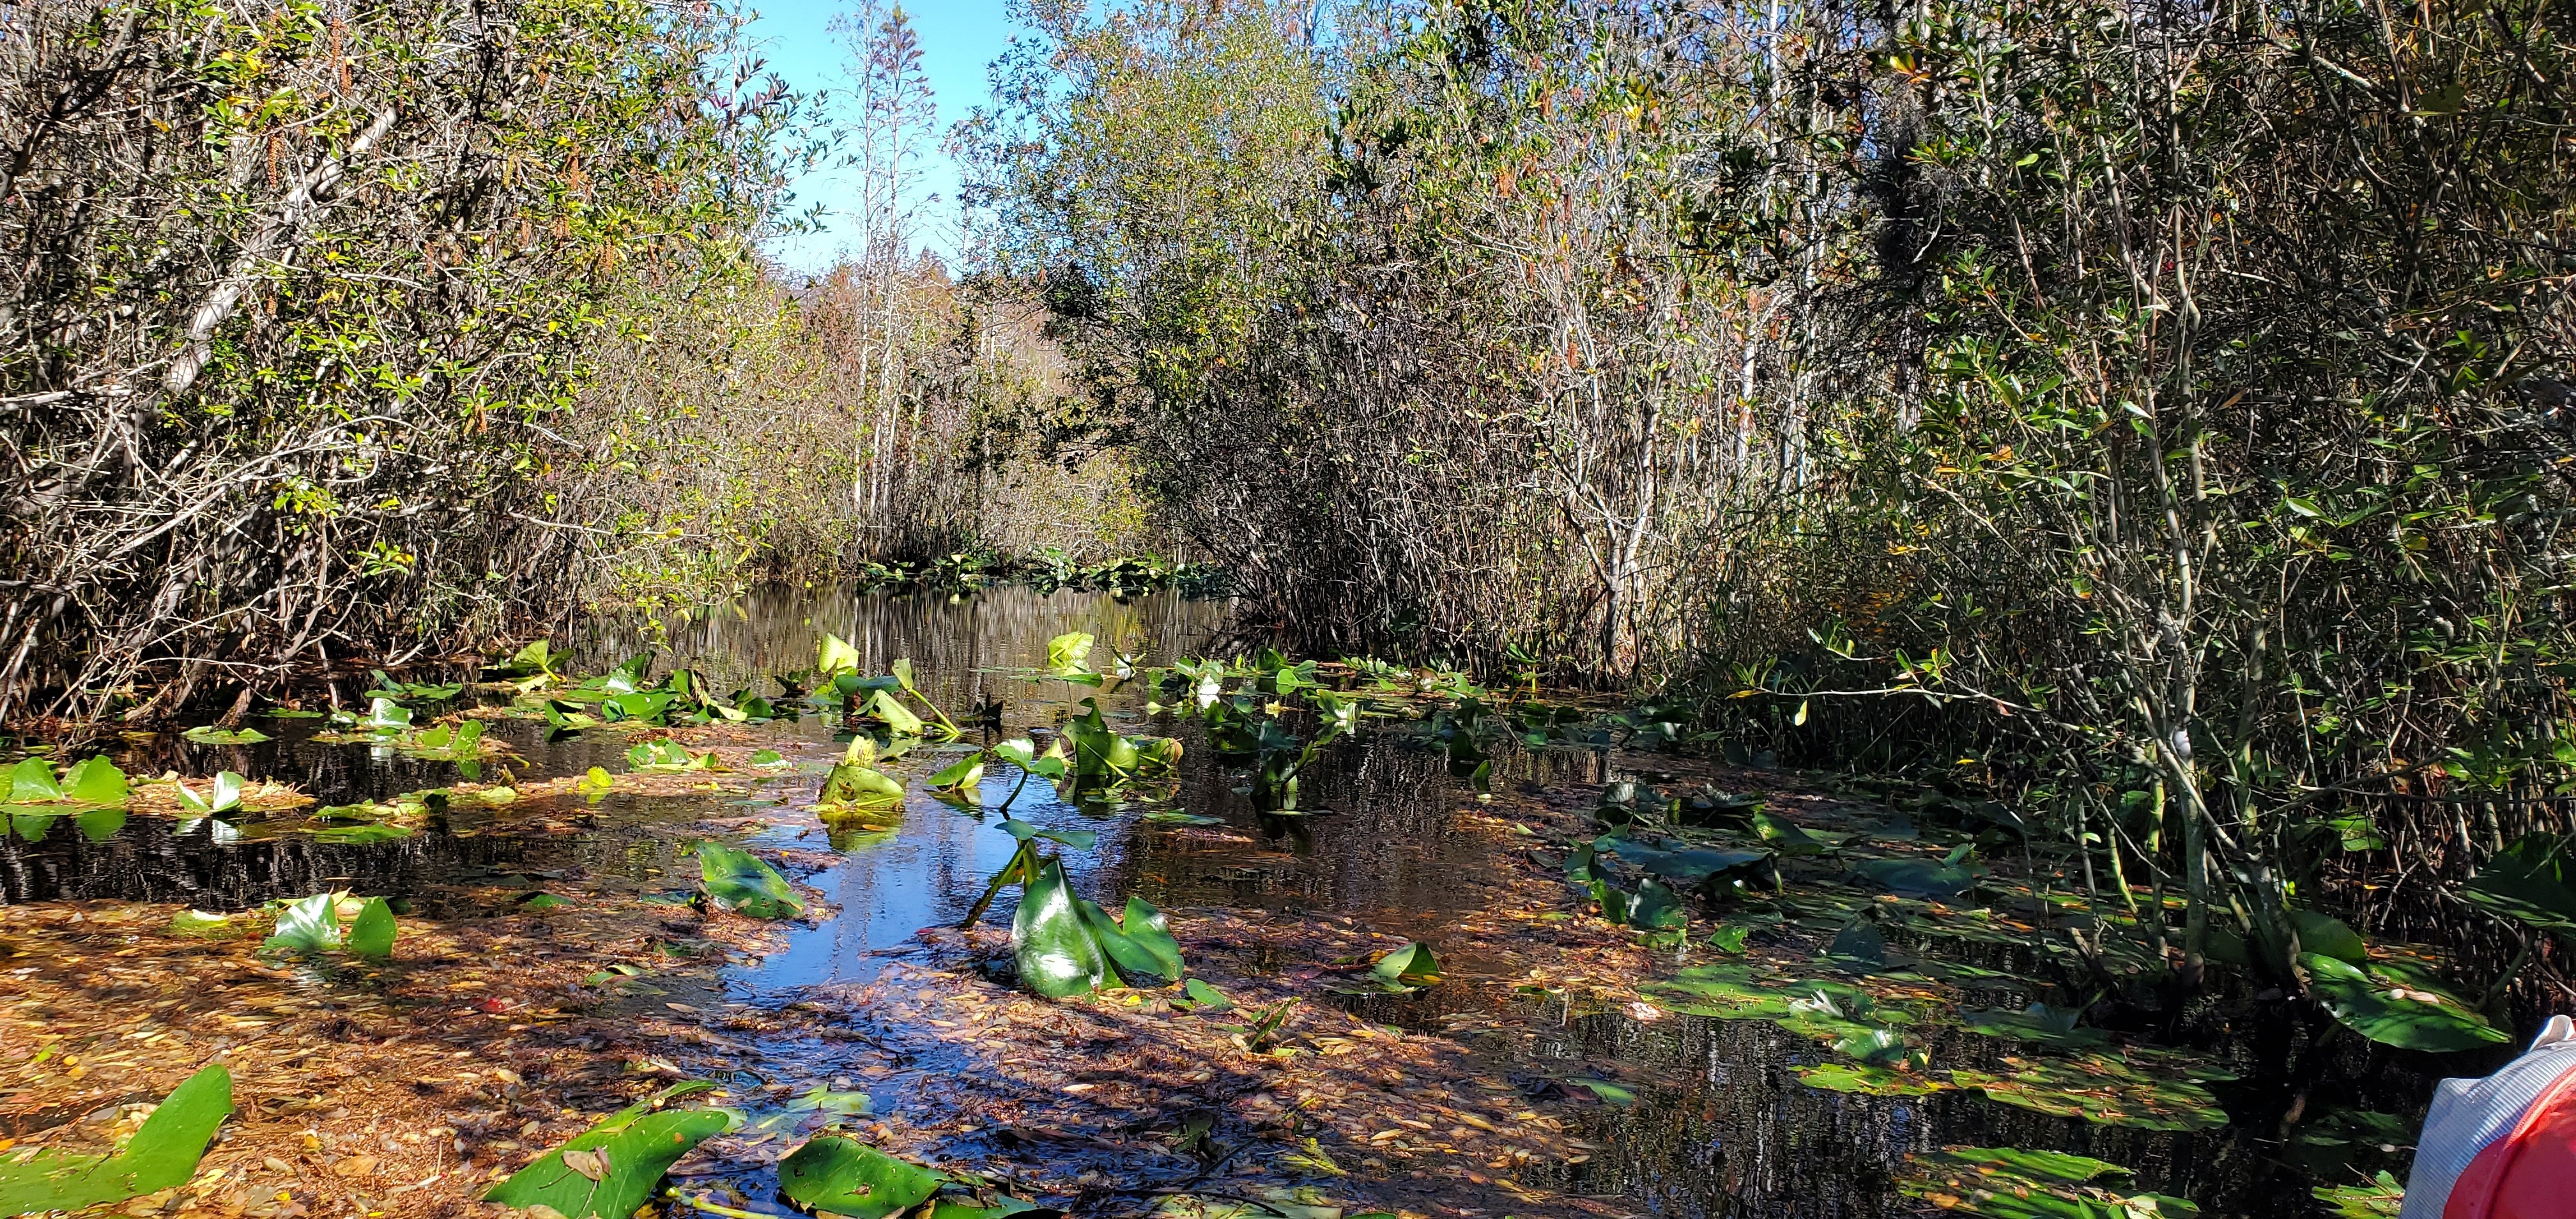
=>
[928,755,985,790]
[1368,942,1441,990]
[345,898,398,958]
[860,689,926,735]
[820,763,905,808]
[0,1064,232,1216]
[1000,819,1097,850]
[777,1136,946,1219]
[261,893,394,956]
[7,756,63,801]
[63,757,129,806]
[173,772,244,815]
[1046,631,1096,674]
[698,841,805,919]
[817,632,863,677]
[1852,854,1977,898]
[2464,833,2576,948]
[1012,857,1108,998]
[1078,896,1185,985]
[483,1083,743,1219]
[1752,810,1828,856]
[2301,953,2508,1052]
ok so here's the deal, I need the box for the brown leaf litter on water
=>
[0,738,1960,1219]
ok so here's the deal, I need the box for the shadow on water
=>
[0,583,2427,1216]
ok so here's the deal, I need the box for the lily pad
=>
[172,772,245,815]
[261,893,397,958]
[1897,1146,2199,1218]
[483,1082,743,1219]
[1172,977,1234,1013]
[1141,809,1225,825]
[928,755,985,789]
[1796,1062,1951,1096]
[1958,1004,2108,1050]
[1078,896,1186,986]
[698,841,806,919]
[1752,810,1831,856]
[778,1135,947,1219]
[6,757,62,801]
[63,757,130,805]
[2301,952,2508,1052]
[1851,851,1977,898]
[821,762,905,808]
[182,725,272,745]
[1013,856,1109,998]
[1950,1055,2229,1131]
[0,1064,232,1215]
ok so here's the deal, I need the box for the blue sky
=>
[744,0,1023,271]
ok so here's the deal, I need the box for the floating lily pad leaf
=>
[484,1083,744,1219]
[261,707,329,718]
[2463,833,2576,947]
[1077,896,1186,986]
[1596,836,1770,889]
[1852,854,1977,898]
[1959,1004,2108,1050]
[748,1087,875,1134]
[928,755,985,790]
[1013,857,1109,998]
[697,841,805,919]
[750,749,792,769]
[1825,917,1916,973]
[2301,953,2508,1052]
[820,763,905,808]
[520,893,576,910]
[0,1064,231,1215]
[1951,1055,2229,1131]
[169,910,244,939]
[1563,1078,1637,1106]
[576,766,614,800]
[1832,1026,1915,1065]
[75,808,126,842]
[1897,1146,2199,1219]
[309,820,411,845]
[7,756,63,801]
[1172,977,1234,1013]
[926,1195,1052,1219]
[1752,811,1830,856]
[1369,942,1441,990]
[778,1138,947,1219]
[63,756,129,806]
[1142,810,1225,825]
[1707,924,1752,954]
[1000,819,1098,850]
[182,725,271,745]
[1796,1063,1952,1096]
[2313,1170,2405,1218]
[261,893,397,957]
[360,697,413,731]
[627,739,715,771]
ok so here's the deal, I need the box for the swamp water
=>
[0,588,2439,1217]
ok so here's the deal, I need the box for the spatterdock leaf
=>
[777,1135,946,1219]
[7,756,63,802]
[484,1084,742,1218]
[0,1064,231,1215]
[63,756,130,806]
[1012,857,1108,999]
[1078,896,1184,986]
[2302,953,2509,1052]
[698,841,805,919]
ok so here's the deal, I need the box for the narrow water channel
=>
[1,587,2423,1217]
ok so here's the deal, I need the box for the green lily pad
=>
[2301,952,2508,1052]
[1593,875,1690,930]
[2464,833,2576,948]
[6,756,62,801]
[1141,809,1225,825]
[2313,1170,2405,1218]
[820,762,905,808]
[182,725,272,745]
[1950,1055,2228,1131]
[261,893,397,958]
[1897,1146,2200,1218]
[172,772,245,815]
[1851,854,1977,898]
[1172,977,1234,1013]
[1795,1062,1952,1096]
[1078,896,1186,986]
[521,893,576,910]
[928,755,985,789]
[63,757,130,806]
[1368,941,1441,990]
[698,841,805,919]
[1013,856,1109,998]
[778,1135,947,1219]
[309,822,415,845]
[483,1082,743,1218]
[1752,810,1830,856]
[0,1064,231,1215]
[169,910,244,939]
[1958,1004,2108,1050]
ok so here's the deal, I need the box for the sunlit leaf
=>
[482,1083,742,1218]
[0,1065,231,1215]
[777,1136,946,1219]
[1012,856,1108,998]
[2301,953,2508,1052]
[698,841,806,919]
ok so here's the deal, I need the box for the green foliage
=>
[261,893,397,959]
[2300,953,2510,1052]
[777,1137,946,1219]
[0,1065,232,1215]
[482,1083,744,1219]
[697,841,806,920]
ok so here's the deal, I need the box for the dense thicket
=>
[0,0,1143,723]
[969,0,2576,985]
